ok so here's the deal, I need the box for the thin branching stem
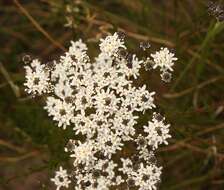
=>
[13,0,66,51]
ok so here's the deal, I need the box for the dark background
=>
[0,0,224,189]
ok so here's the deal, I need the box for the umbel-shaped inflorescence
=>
[24,32,177,190]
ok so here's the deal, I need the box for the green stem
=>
[171,21,224,91]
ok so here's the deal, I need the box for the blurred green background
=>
[0,0,224,189]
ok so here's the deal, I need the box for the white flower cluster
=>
[51,166,71,190]
[143,47,177,82]
[144,115,171,150]
[24,33,177,190]
[151,47,177,72]
[120,158,162,190]
[24,59,50,95]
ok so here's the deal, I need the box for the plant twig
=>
[168,172,212,190]
[179,142,224,160]
[0,150,39,162]
[0,139,25,153]
[163,76,224,98]
[41,32,72,56]
[172,21,224,90]
[83,1,175,47]
[0,82,7,88]
[159,123,224,152]
[187,49,224,73]
[124,30,175,47]
[0,62,20,98]
[6,165,47,183]
[13,0,66,51]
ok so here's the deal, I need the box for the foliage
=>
[0,0,224,189]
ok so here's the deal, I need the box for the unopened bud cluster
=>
[207,1,224,22]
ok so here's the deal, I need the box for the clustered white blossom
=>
[24,32,177,190]
[142,46,177,82]
[24,59,51,95]
[50,166,71,190]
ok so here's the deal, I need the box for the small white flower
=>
[44,97,74,129]
[134,85,156,112]
[54,80,73,99]
[120,54,143,79]
[24,59,50,95]
[93,88,119,115]
[99,32,126,56]
[69,39,87,55]
[134,163,162,190]
[68,40,89,70]
[70,141,95,165]
[51,166,71,190]
[151,47,177,72]
[144,119,171,149]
